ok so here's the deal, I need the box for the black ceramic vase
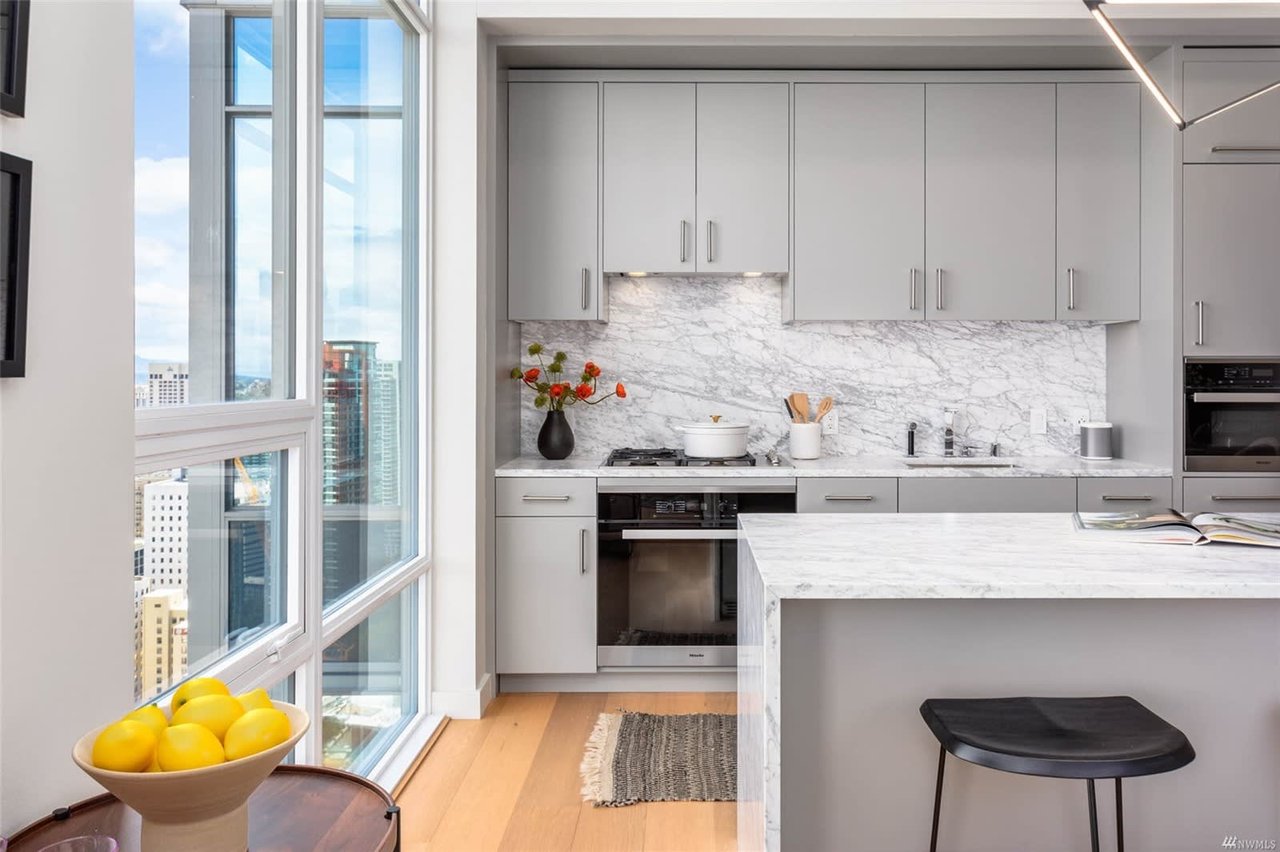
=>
[537,410,575,460]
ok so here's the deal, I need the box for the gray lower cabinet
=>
[1056,83,1140,322]
[792,83,925,320]
[497,516,597,674]
[797,478,898,513]
[1183,477,1280,515]
[925,84,1057,320]
[1183,165,1280,355]
[1183,58,1280,164]
[508,82,601,321]
[1076,477,1174,513]
[898,477,1076,513]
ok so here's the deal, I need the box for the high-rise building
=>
[141,589,188,699]
[143,479,188,590]
[134,469,171,539]
[133,575,151,701]
[370,358,401,506]
[134,384,149,409]
[146,362,190,407]
[322,341,376,505]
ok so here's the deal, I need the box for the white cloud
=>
[135,235,177,271]
[135,157,189,216]
[135,0,189,57]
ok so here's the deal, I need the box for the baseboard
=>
[499,671,737,693]
[431,671,496,719]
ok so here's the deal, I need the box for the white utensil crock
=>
[790,423,822,460]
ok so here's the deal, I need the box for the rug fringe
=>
[579,712,615,802]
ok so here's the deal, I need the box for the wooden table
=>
[5,765,399,851]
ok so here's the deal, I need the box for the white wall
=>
[0,0,135,834]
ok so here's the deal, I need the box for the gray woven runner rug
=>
[580,712,737,807]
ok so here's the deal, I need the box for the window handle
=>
[269,627,304,662]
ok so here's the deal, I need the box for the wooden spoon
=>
[790,393,811,424]
[815,396,834,422]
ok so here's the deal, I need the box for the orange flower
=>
[548,384,565,399]
[575,383,594,400]
[585,361,602,378]
[523,368,540,383]
[615,383,627,399]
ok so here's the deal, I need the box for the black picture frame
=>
[0,0,29,118]
[1,152,31,378]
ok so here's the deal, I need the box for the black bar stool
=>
[919,696,1195,852]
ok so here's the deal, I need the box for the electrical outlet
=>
[1070,408,1091,432]
[821,408,838,436]
[1030,407,1048,435]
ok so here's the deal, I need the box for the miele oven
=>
[1185,359,1280,472]
[596,478,795,667]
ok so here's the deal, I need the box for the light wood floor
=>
[396,692,738,852]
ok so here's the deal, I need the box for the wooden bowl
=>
[72,701,309,852]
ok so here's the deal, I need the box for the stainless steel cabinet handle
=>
[825,495,876,502]
[680,220,688,263]
[1067,268,1077,311]
[521,494,572,502]
[580,528,588,575]
[581,268,590,311]
[1101,495,1153,502]
[1211,145,1280,153]
[1193,392,1280,404]
[1212,495,1280,502]
[909,269,918,311]
[935,269,944,311]
[706,220,715,264]
[1195,300,1205,346]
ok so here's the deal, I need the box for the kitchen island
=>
[738,513,1280,852]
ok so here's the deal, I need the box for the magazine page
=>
[1073,511,1205,545]
[1190,513,1280,548]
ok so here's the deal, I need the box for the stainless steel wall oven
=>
[1185,358,1280,472]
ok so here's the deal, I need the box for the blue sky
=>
[134,3,408,381]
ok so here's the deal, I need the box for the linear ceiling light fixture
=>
[1084,0,1280,131]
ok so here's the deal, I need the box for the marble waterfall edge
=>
[519,277,1107,458]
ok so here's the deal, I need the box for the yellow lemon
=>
[91,720,157,772]
[170,676,230,714]
[223,708,291,762]
[146,753,162,773]
[122,705,168,741]
[235,688,273,712]
[157,723,225,771]
[170,694,245,742]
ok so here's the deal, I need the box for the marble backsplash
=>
[516,277,1106,460]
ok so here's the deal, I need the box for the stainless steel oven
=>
[1185,359,1280,472]
[596,478,795,667]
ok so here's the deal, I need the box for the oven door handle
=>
[1191,392,1280,403]
[619,529,740,541]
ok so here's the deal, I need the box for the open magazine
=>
[1073,510,1280,547]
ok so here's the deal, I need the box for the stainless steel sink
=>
[903,458,1018,469]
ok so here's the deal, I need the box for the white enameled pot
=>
[679,419,750,458]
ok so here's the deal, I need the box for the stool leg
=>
[1087,779,1100,852]
[930,746,945,852]
[1115,778,1124,852]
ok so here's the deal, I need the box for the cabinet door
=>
[1183,477,1280,514]
[508,82,600,321]
[925,84,1056,320]
[1183,60,1280,164]
[602,83,696,274]
[898,478,1076,513]
[1183,165,1280,355]
[497,517,597,674]
[793,84,925,320]
[696,83,790,274]
[1056,83,1140,321]
[796,478,899,513]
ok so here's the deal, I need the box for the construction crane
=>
[233,456,262,505]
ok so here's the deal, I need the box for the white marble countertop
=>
[738,513,1280,600]
[495,455,1172,478]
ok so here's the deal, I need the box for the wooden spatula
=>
[790,393,811,424]
[815,396,834,422]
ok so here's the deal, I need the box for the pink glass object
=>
[37,838,118,852]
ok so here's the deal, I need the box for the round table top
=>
[5,765,399,852]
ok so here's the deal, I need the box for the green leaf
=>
[534,395,548,409]
[535,382,550,393]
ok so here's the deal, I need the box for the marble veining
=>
[518,276,1107,458]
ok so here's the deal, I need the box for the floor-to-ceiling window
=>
[133,0,431,781]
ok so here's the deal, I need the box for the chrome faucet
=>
[943,409,957,457]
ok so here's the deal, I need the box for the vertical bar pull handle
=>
[1067,268,1077,311]
[1195,300,1205,346]
[680,220,688,263]
[910,269,918,311]
[707,220,715,264]
[581,268,590,311]
[579,528,588,575]
[935,269,944,311]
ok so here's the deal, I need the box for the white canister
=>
[790,423,822,460]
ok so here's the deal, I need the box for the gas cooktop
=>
[605,447,758,468]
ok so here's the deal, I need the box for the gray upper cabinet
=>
[1056,83,1140,322]
[602,83,697,274]
[696,83,790,274]
[792,84,925,320]
[925,84,1057,320]
[1183,59,1280,164]
[1183,165,1280,355]
[508,82,601,322]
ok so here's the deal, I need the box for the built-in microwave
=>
[1185,359,1280,472]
